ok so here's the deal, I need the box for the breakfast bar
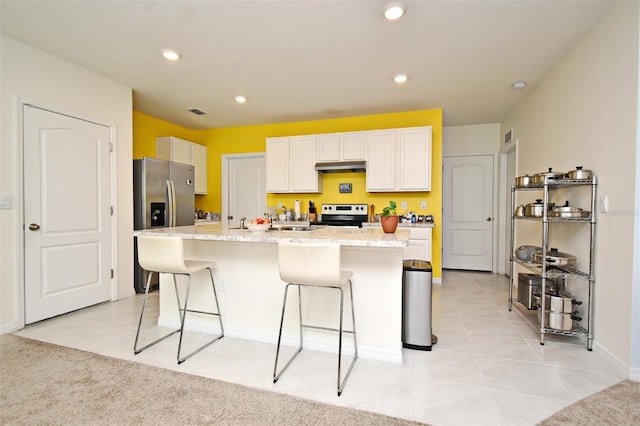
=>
[134,224,410,363]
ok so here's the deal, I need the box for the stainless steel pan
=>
[566,166,592,180]
[532,248,576,266]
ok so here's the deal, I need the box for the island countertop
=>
[134,223,410,248]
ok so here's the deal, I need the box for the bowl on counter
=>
[246,223,271,232]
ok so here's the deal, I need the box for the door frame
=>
[16,98,117,328]
[221,152,266,226]
[442,152,499,272]
[497,140,519,275]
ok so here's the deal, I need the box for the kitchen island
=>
[134,224,410,363]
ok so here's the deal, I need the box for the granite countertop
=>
[362,221,435,228]
[134,223,409,248]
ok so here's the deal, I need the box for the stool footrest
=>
[302,324,355,335]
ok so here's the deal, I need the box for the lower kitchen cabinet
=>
[402,227,432,262]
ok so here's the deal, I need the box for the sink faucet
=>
[240,217,246,229]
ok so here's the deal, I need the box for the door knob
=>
[486,217,493,222]
[228,215,233,220]
[29,223,40,231]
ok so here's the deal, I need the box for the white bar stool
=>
[273,242,358,396]
[134,235,224,364]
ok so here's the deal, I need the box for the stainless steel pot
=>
[515,175,534,188]
[532,248,576,266]
[549,200,584,218]
[532,168,565,184]
[538,310,575,330]
[566,166,592,180]
[514,204,526,217]
[525,199,546,217]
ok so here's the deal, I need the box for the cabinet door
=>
[316,134,340,162]
[191,143,207,194]
[342,131,366,160]
[366,129,396,191]
[398,127,431,191]
[265,137,290,192]
[290,135,319,192]
[403,240,431,262]
[171,137,192,165]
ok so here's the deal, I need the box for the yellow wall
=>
[132,109,443,277]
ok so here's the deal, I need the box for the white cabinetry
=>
[265,135,320,193]
[316,131,367,162]
[402,227,432,262]
[366,126,432,192]
[156,136,208,194]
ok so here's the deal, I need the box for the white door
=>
[24,105,112,324]
[223,154,266,227]
[443,155,494,271]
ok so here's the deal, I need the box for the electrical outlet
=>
[277,202,283,209]
[401,201,407,210]
[219,280,226,292]
[420,201,427,210]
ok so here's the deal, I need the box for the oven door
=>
[310,221,363,228]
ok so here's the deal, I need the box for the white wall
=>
[502,1,639,373]
[443,123,500,155]
[0,35,134,332]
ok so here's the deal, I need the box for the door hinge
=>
[110,206,114,216]
[110,269,114,279]
[109,143,113,153]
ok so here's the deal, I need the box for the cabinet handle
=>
[486,217,493,222]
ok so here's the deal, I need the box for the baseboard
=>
[158,317,403,364]
[592,340,633,379]
[628,367,640,382]
[0,322,21,335]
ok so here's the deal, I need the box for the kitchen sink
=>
[271,226,314,231]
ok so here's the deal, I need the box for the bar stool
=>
[134,235,224,364]
[273,242,358,396]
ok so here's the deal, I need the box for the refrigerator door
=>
[170,161,195,226]
[133,158,170,230]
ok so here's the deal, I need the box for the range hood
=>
[314,160,366,173]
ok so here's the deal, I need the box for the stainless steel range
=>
[311,203,368,227]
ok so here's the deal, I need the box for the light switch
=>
[0,194,13,209]
[421,201,427,210]
[599,196,608,213]
[401,201,407,210]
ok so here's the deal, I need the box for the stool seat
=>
[273,242,358,396]
[134,235,224,364]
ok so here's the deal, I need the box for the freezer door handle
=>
[166,180,177,227]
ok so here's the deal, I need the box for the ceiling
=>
[0,0,613,129]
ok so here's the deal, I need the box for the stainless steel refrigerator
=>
[133,157,195,293]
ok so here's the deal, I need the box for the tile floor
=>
[15,270,627,426]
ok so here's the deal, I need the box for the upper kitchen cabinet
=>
[265,135,320,193]
[316,131,367,162]
[156,136,208,195]
[366,126,432,192]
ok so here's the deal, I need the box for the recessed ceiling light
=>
[161,49,180,61]
[235,95,247,104]
[394,73,408,84]
[511,81,527,90]
[383,2,406,21]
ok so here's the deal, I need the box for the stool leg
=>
[273,283,303,383]
[337,280,358,396]
[176,269,224,364]
[134,271,180,355]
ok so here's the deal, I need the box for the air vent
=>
[187,108,207,116]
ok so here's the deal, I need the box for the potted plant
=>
[380,201,399,233]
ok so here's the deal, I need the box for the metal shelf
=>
[510,300,589,338]
[509,176,596,351]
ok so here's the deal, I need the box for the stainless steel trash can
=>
[402,260,436,351]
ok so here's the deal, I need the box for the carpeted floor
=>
[1,334,638,426]
[537,379,640,426]
[0,335,424,425]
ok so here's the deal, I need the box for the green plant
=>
[381,201,397,217]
